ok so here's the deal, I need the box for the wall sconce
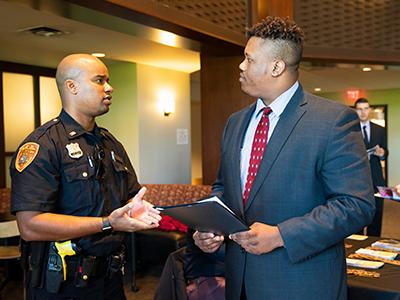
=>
[158,89,175,117]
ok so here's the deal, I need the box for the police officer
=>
[10,53,161,299]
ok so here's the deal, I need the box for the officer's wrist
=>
[101,216,113,233]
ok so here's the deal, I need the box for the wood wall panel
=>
[200,54,252,185]
[249,0,293,25]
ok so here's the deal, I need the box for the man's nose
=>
[239,60,246,71]
[105,82,113,93]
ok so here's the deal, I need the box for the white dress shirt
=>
[240,81,299,193]
[360,120,370,143]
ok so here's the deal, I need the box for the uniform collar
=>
[59,109,101,140]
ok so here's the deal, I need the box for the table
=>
[347,236,400,300]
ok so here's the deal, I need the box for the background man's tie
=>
[362,125,369,146]
[243,107,272,204]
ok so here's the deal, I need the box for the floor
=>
[1,198,400,300]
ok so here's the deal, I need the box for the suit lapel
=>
[244,86,307,211]
[231,105,256,216]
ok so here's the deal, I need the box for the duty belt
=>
[65,255,109,281]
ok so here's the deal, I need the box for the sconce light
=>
[158,89,175,117]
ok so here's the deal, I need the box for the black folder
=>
[156,196,249,235]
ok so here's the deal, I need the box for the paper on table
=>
[346,258,384,269]
[346,234,369,241]
[356,248,398,260]
[372,240,400,252]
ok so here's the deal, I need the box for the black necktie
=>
[362,125,369,146]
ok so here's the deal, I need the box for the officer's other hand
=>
[129,187,161,224]
[193,231,224,253]
[108,187,161,232]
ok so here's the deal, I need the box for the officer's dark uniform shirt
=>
[10,109,141,256]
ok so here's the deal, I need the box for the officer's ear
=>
[65,79,78,95]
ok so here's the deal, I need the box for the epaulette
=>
[99,127,119,144]
[29,117,61,140]
[99,126,109,133]
[99,127,112,139]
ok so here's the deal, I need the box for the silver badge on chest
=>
[66,143,83,159]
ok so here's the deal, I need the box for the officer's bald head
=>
[55,54,106,99]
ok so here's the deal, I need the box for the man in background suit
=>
[355,97,388,236]
[193,17,375,300]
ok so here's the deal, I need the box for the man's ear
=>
[65,79,78,95]
[271,60,285,77]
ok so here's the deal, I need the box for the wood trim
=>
[104,0,246,46]
[303,47,400,65]
[33,75,41,128]
[0,73,4,187]
[0,61,56,77]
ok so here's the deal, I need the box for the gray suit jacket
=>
[212,86,375,300]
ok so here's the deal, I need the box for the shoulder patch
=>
[15,142,40,172]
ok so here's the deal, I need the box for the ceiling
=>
[0,0,200,73]
[1,0,400,94]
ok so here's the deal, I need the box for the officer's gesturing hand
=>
[108,187,161,231]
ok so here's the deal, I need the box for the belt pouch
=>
[45,243,63,293]
[75,256,96,288]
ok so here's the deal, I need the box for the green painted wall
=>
[97,60,140,172]
[319,89,400,186]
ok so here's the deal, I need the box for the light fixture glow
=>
[91,53,105,57]
[314,88,321,92]
[159,31,177,47]
[158,89,175,116]
[362,67,372,72]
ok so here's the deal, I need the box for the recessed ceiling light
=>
[362,67,372,72]
[91,53,105,57]
[314,88,321,92]
[18,25,67,37]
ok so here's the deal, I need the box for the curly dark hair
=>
[247,16,304,72]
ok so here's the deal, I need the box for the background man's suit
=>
[365,121,388,236]
[366,122,387,188]
[213,86,375,300]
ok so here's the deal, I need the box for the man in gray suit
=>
[193,17,375,299]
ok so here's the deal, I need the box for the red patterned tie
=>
[243,107,272,204]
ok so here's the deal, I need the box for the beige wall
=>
[136,64,191,183]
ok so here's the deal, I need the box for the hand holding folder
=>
[156,196,249,236]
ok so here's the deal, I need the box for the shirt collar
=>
[255,81,299,117]
[59,109,101,140]
[360,120,370,128]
